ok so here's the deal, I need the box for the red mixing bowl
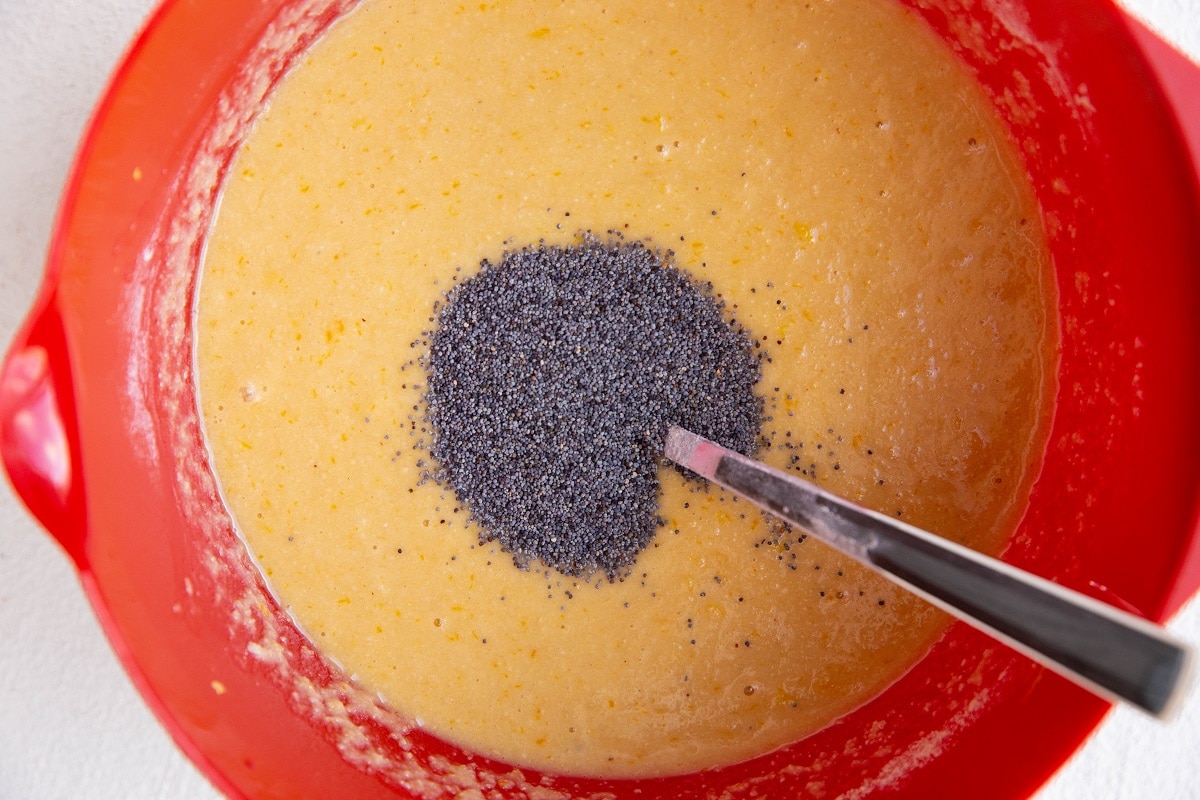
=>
[3,0,1199,797]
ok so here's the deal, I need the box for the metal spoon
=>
[663,425,1193,718]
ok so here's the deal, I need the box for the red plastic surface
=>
[2,1,1199,799]
[1124,16,1200,198]
[0,294,86,566]
[1119,15,1200,619]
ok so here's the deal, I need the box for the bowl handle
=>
[1122,14,1200,193]
[0,292,88,567]
[1120,14,1200,614]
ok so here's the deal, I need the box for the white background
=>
[1,1,1198,797]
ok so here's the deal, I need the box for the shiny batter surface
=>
[195,0,1055,778]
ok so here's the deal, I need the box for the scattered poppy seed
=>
[423,235,763,579]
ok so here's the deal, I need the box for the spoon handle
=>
[664,426,1193,718]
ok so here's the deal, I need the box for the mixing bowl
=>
[2,0,1199,797]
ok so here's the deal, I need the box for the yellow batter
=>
[195,0,1056,778]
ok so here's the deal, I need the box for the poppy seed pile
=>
[422,237,764,579]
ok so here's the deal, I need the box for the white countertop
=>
[1,1,1198,797]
